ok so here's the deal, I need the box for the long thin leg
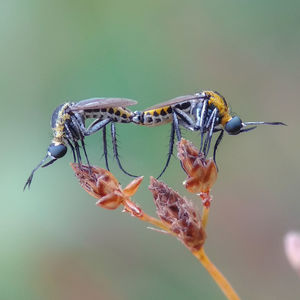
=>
[173,111,181,141]
[69,117,91,167]
[213,129,224,169]
[80,138,91,167]
[111,123,137,177]
[156,121,175,179]
[203,108,218,156]
[173,108,195,128]
[196,100,208,152]
[102,126,110,171]
[74,141,82,165]
[73,112,86,133]
[172,111,187,174]
[86,119,111,136]
[66,139,76,162]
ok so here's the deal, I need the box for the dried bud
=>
[284,232,300,276]
[149,177,206,251]
[177,139,217,194]
[71,163,143,211]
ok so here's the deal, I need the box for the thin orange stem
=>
[192,248,241,300]
[202,206,210,229]
[138,213,172,233]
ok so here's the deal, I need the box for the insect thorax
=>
[204,91,231,125]
[51,103,71,144]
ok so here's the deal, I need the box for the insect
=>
[24,98,138,190]
[132,90,286,178]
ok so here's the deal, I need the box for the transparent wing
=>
[71,98,138,111]
[144,94,201,110]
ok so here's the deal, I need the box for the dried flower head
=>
[177,139,218,194]
[149,177,206,251]
[71,163,143,214]
[284,231,300,276]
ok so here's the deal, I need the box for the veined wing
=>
[71,98,138,111]
[144,94,201,110]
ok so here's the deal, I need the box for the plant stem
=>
[202,206,210,229]
[192,248,241,300]
[138,213,172,233]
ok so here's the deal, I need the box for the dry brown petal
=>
[149,177,206,251]
[123,176,144,197]
[177,139,217,194]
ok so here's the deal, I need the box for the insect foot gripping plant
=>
[71,138,240,300]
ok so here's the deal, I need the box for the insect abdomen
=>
[83,107,133,123]
[139,106,173,126]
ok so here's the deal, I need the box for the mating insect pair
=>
[24,91,285,189]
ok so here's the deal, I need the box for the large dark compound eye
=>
[48,143,67,158]
[225,116,243,135]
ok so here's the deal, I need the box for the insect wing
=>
[71,98,138,111]
[144,95,201,110]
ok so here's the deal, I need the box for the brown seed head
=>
[149,177,206,251]
[71,163,143,211]
[177,139,217,194]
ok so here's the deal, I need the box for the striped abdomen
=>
[83,107,133,123]
[133,101,193,126]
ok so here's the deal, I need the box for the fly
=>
[24,97,138,190]
[132,91,286,178]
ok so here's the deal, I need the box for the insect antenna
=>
[239,126,257,133]
[243,121,287,126]
[24,154,49,190]
[42,158,57,167]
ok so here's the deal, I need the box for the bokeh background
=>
[1,0,300,299]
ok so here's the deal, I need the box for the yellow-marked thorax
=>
[204,91,232,126]
[52,103,71,144]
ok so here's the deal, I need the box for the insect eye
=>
[48,143,67,158]
[225,116,243,135]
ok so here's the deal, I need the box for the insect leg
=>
[66,139,76,162]
[102,126,110,171]
[172,111,182,141]
[213,129,224,169]
[73,112,86,134]
[173,108,195,129]
[156,120,175,179]
[203,108,218,156]
[86,119,111,136]
[73,140,82,165]
[110,122,138,177]
[70,118,91,167]
[194,100,208,152]
[64,122,77,141]
[80,138,91,167]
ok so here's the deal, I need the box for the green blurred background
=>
[1,0,300,299]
